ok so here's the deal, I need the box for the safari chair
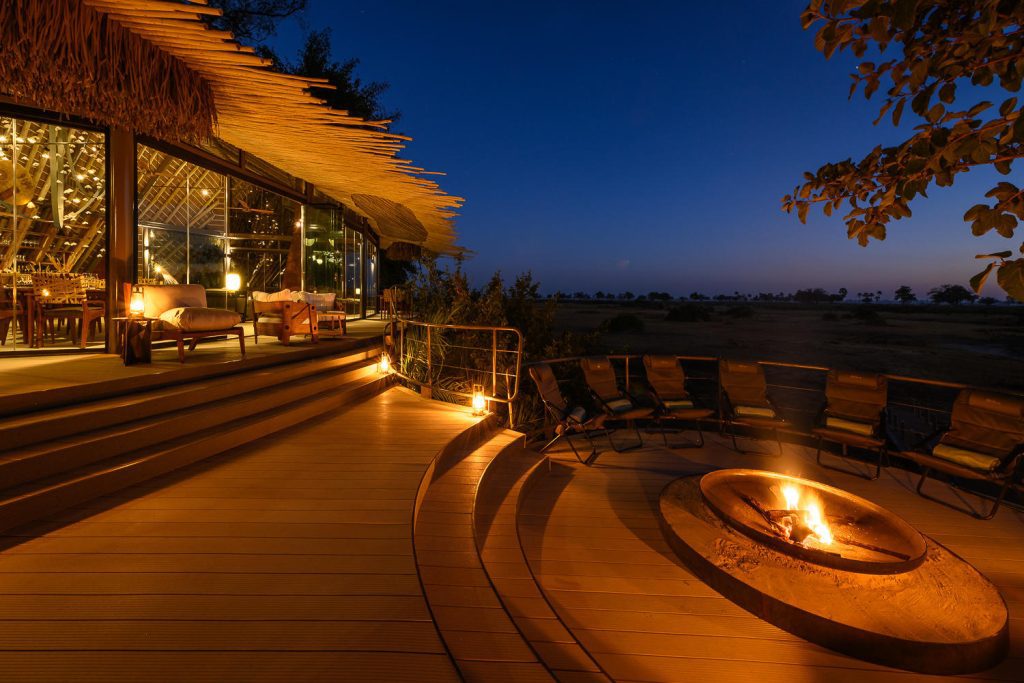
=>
[129,283,245,363]
[642,355,714,447]
[252,290,318,346]
[32,272,105,348]
[812,371,888,480]
[718,359,790,455]
[529,363,610,465]
[898,389,1024,519]
[581,356,654,452]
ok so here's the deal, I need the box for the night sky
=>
[270,1,1015,297]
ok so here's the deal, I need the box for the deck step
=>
[475,437,611,682]
[414,427,557,682]
[0,345,387,534]
[0,347,380,452]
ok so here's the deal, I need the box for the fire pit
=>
[658,469,1008,675]
[700,469,926,574]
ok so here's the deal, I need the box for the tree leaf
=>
[970,263,995,293]
[996,259,1024,302]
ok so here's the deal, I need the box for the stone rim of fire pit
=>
[658,471,1009,675]
[700,469,928,574]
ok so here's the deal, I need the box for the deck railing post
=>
[492,329,498,399]
[424,325,433,399]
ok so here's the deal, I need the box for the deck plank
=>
[0,387,474,681]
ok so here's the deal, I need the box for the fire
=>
[780,485,833,546]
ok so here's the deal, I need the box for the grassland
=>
[553,301,1024,393]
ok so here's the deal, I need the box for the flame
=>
[780,484,832,546]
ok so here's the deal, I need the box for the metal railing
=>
[385,318,524,424]
[532,354,1021,451]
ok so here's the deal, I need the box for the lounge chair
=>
[580,356,654,452]
[898,389,1024,519]
[718,359,790,454]
[251,290,318,345]
[642,355,714,447]
[529,363,609,465]
[127,283,244,362]
[812,371,888,479]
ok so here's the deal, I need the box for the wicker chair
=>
[581,356,654,452]
[718,359,790,455]
[530,362,610,465]
[642,355,714,448]
[31,272,104,348]
[811,371,888,479]
[898,389,1024,519]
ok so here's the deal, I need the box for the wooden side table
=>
[317,310,347,338]
[113,316,154,365]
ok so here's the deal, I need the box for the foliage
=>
[894,284,917,303]
[600,313,646,334]
[782,0,1024,301]
[928,283,977,304]
[260,29,399,122]
[793,287,847,303]
[724,304,756,318]
[380,253,417,289]
[207,0,306,44]
[666,304,713,322]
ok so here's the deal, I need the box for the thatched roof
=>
[1,0,462,254]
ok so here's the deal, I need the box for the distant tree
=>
[619,291,635,301]
[572,291,590,300]
[783,1,1024,301]
[380,253,417,289]
[207,0,306,44]
[834,287,848,302]
[979,296,999,305]
[793,287,832,303]
[929,284,977,305]
[894,285,917,304]
[594,291,606,300]
[689,291,709,301]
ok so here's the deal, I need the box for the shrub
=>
[666,304,712,322]
[822,311,839,321]
[601,313,645,334]
[851,307,887,325]
[724,305,755,319]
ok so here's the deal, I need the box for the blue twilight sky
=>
[268,1,1016,296]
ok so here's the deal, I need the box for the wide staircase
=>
[0,342,385,534]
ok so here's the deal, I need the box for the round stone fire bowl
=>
[659,470,1009,675]
[700,469,927,574]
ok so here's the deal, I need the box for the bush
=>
[666,304,712,322]
[822,311,839,321]
[851,307,887,325]
[601,313,646,334]
[724,305,755,319]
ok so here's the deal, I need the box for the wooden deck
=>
[0,387,475,682]
[521,434,1024,683]
[0,383,1021,681]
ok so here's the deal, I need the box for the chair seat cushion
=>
[256,314,284,323]
[159,307,241,332]
[735,405,775,419]
[567,406,587,424]
[932,443,1002,473]
[605,397,635,414]
[825,416,875,436]
[663,399,695,411]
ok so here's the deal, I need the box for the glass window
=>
[366,241,378,317]
[343,223,364,316]
[227,177,301,295]
[303,204,342,295]
[137,144,227,290]
[1,116,107,352]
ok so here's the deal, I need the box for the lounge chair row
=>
[529,356,1024,520]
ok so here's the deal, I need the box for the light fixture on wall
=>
[225,273,242,292]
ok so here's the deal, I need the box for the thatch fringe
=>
[0,0,215,142]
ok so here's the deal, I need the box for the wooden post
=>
[106,126,135,351]
[423,325,432,399]
[492,329,498,399]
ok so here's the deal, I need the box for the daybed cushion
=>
[142,284,207,319]
[663,399,695,411]
[159,307,241,332]
[252,290,293,303]
[932,443,1002,473]
[605,398,635,415]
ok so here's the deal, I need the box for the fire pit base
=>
[658,474,1009,675]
